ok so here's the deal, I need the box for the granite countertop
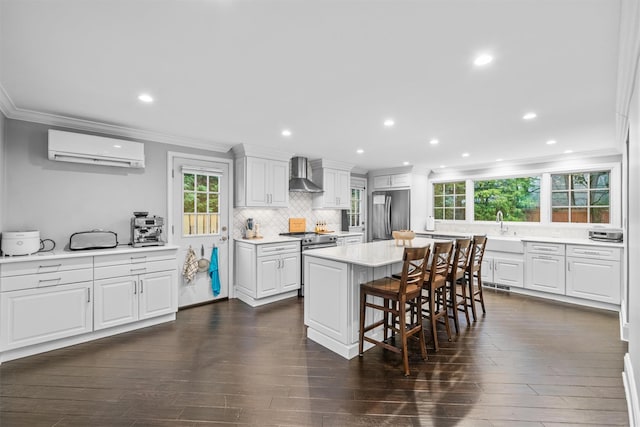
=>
[303,238,436,267]
[0,244,180,264]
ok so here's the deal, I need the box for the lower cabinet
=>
[235,240,301,306]
[0,281,93,351]
[482,254,524,288]
[566,245,621,304]
[524,242,566,295]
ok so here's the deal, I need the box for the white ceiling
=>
[0,0,621,172]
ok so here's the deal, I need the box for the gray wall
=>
[3,119,230,248]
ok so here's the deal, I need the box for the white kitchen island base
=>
[303,239,436,360]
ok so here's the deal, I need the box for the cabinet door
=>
[280,253,301,292]
[94,276,138,330]
[481,257,493,283]
[390,173,411,188]
[0,282,93,351]
[373,175,391,189]
[246,157,269,206]
[525,254,565,294]
[493,257,524,288]
[269,160,290,207]
[567,258,621,304]
[336,170,351,209]
[257,255,280,297]
[139,270,177,320]
[323,169,338,208]
[235,243,257,297]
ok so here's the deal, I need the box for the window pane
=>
[444,196,454,207]
[197,175,207,191]
[444,208,453,220]
[572,191,587,206]
[572,208,588,223]
[590,207,609,224]
[454,208,466,220]
[552,208,569,222]
[455,196,465,208]
[434,183,444,195]
[184,193,194,213]
[551,175,568,190]
[474,176,540,222]
[209,214,220,234]
[208,194,219,213]
[209,176,219,192]
[552,192,568,206]
[197,193,207,213]
[571,174,588,190]
[183,174,194,191]
[434,208,443,219]
[434,196,443,208]
[455,182,465,194]
[590,190,609,206]
[445,183,455,195]
[590,171,609,189]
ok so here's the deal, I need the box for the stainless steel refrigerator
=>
[371,189,410,240]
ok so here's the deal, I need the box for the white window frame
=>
[181,168,223,237]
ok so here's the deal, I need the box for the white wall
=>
[0,112,5,232]
[3,119,229,248]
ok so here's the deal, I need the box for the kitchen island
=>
[303,238,437,359]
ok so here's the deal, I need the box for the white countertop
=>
[331,231,364,237]
[418,231,623,248]
[303,238,437,267]
[0,244,179,264]
[234,236,301,245]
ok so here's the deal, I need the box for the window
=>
[551,171,610,223]
[183,172,220,235]
[474,176,540,222]
[433,181,466,220]
[348,187,364,227]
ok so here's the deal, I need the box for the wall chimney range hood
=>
[289,156,323,192]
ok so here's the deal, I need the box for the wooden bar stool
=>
[448,238,472,334]
[465,235,488,321]
[358,246,430,376]
[422,241,454,352]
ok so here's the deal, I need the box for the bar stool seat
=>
[359,246,430,376]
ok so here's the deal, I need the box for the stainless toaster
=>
[69,230,118,250]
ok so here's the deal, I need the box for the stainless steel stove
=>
[279,232,338,296]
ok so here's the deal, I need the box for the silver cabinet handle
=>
[38,278,62,285]
[39,263,62,270]
[567,261,571,271]
[134,280,137,295]
[131,268,147,273]
[140,280,144,293]
[87,288,91,303]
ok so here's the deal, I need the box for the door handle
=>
[87,288,91,303]
[134,280,137,294]
[140,280,144,293]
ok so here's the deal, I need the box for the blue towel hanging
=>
[209,246,220,297]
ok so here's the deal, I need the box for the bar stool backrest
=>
[426,241,454,287]
[468,235,488,275]
[398,246,430,294]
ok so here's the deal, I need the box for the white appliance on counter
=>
[1,231,41,256]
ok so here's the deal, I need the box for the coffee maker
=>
[131,212,165,247]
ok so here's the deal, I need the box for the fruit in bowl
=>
[392,230,415,246]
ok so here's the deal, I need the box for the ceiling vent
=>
[48,130,145,168]
[289,156,323,192]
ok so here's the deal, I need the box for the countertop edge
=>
[0,244,180,264]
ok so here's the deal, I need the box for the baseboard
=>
[621,304,630,342]
[623,353,637,426]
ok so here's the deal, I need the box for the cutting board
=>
[289,218,306,233]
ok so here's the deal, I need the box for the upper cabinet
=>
[373,173,412,190]
[233,145,292,208]
[310,159,354,209]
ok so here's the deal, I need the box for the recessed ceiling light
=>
[546,140,557,145]
[113,144,122,149]
[403,161,410,166]
[496,158,503,162]
[281,129,292,137]
[138,93,154,103]
[473,54,493,66]
[462,152,470,158]
[383,119,395,128]
[440,165,446,169]
[429,139,439,145]
[523,112,537,120]
[564,149,573,154]
[356,149,364,154]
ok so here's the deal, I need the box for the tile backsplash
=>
[233,192,341,239]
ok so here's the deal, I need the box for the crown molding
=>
[0,83,233,153]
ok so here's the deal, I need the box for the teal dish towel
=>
[209,246,220,297]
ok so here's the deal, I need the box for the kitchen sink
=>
[485,236,524,253]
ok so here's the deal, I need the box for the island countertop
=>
[303,238,438,267]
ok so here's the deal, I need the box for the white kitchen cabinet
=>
[310,159,353,209]
[0,256,94,352]
[525,242,566,295]
[336,235,364,246]
[232,144,292,208]
[566,245,621,304]
[482,255,524,288]
[373,173,411,190]
[235,240,301,307]
[94,251,178,331]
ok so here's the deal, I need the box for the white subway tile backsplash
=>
[233,192,341,238]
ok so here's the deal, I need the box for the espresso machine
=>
[131,212,165,247]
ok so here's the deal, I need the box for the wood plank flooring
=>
[0,290,629,426]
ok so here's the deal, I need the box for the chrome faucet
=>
[496,210,508,234]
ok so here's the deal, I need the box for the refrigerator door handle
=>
[385,196,392,236]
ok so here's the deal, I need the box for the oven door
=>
[300,243,338,296]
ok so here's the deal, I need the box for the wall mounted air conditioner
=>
[48,130,145,168]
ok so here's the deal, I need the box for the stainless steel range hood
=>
[289,156,323,192]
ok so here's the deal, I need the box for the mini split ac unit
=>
[48,130,145,168]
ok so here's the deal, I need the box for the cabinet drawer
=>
[0,256,93,278]
[566,245,621,261]
[94,259,176,280]
[525,242,565,255]
[257,242,300,257]
[94,250,176,268]
[1,268,93,292]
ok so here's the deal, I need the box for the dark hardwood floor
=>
[0,290,629,426]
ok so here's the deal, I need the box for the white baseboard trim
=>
[621,304,630,341]
[623,353,637,426]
